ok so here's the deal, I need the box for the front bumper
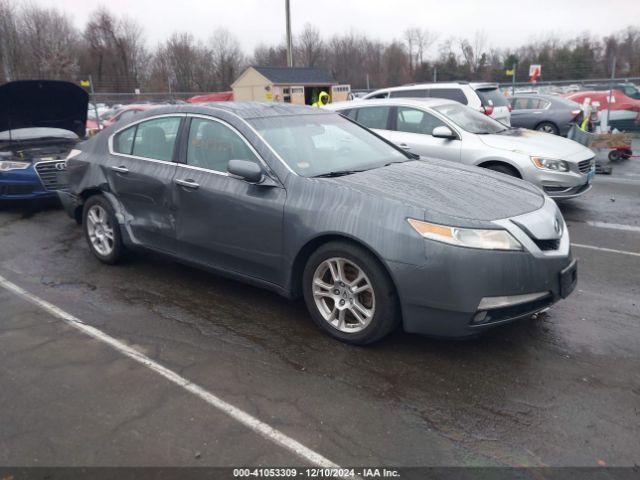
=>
[524,165,595,199]
[0,166,57,200]
[389,245,575,338]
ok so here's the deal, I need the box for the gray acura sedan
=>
[60,102,577,344]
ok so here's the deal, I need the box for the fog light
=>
[472,311,489,324]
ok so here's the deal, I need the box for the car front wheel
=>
[83,195,123,264]
[535,122,559,135]
[302,241,399,344]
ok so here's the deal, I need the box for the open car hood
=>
[0,80,89,138]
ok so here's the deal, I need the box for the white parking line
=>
[584,221,640,233]
[571,243,640,257]
[0,274,339,469]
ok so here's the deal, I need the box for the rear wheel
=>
[83,195,123,264]
[302,241,400,345]
[535,122,559,135]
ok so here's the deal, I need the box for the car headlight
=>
[0,160,30,172]
[531,156,569,172]
[407,219,523,251]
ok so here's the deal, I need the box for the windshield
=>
[433,103,508,134]
[249,113,408,177]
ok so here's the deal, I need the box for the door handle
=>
[111,165,129,174]
[175,178,200,189]
[399,143,412,150]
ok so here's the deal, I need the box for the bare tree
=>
[297,23,325,67]
[210,28,244,90]
[459,30,488,74]
[252,43,288,67]
[80,8,147,91]
[0,0,20,82]
[18,4,80,79]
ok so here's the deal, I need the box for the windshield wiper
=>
[312,169,368,178]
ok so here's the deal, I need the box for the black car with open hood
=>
[0,80,89,201]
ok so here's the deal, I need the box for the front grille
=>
[578,158,594,173]
[34,161,68,191]
[533,238,560,251]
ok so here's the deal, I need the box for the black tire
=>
[608,150,622,162]
[82,195,124,264]
[535,122,559,135]
[302,241,400,345]
[484,163,519,178]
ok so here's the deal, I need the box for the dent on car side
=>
[62,103,576,340]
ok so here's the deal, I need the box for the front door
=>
[174,116,286,285]
[107,115,183,253]
[384,106,462,161]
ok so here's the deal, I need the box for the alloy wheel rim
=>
[312,257,375,333]
[538,124,555,133]
[86,205,115,256]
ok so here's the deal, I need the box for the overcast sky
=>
[21,0,640,56]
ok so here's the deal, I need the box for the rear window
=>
[475,88,509,107]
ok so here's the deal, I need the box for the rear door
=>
[107,115,183,253]
[384,106,461,161]
[173,115,286,285]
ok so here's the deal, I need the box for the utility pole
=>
[366,73,370,90]
[512,62,517,96]
[433,67,437,83]
[285,0,293,68]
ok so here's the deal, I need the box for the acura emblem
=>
[54,162,66,171]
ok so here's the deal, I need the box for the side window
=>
[395,107,446,135]
[113,125,136,155]
[337,109,356,120]
[131,117,182,161]
[512,97,531,110]
[430,88,468,104]
[369,92,389,99]
[187,117,259,173]
[355,107,391,130]
[390,89,429,98]
[534,99,550,109]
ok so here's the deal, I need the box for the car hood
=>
[0,80,89,138]
[326,159,545,224]
[478,128,593,161]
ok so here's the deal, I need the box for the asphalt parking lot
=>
[1,150,639,468]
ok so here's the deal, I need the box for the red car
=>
[102,104,159,129]
[565,90,640,114]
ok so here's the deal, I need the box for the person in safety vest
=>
[312,91,330,107]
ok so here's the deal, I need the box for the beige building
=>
[231,66,350,105]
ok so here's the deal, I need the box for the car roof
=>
[325,98,457,111]
[130,101,334,120]
[368,82,499,94]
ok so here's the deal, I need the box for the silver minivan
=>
[326,98,596,199]
[361,82,512,125]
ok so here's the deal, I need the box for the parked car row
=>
[1,80,582,345]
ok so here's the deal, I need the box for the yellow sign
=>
[265,92,273,101]
[505,69,514,76]
[79,80,90,87]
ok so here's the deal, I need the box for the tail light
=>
[571,109,581,117]
[507,104,513,112]
[481,105,494,116]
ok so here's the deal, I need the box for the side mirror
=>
[432,126,457,139]
[228,159,263,183]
